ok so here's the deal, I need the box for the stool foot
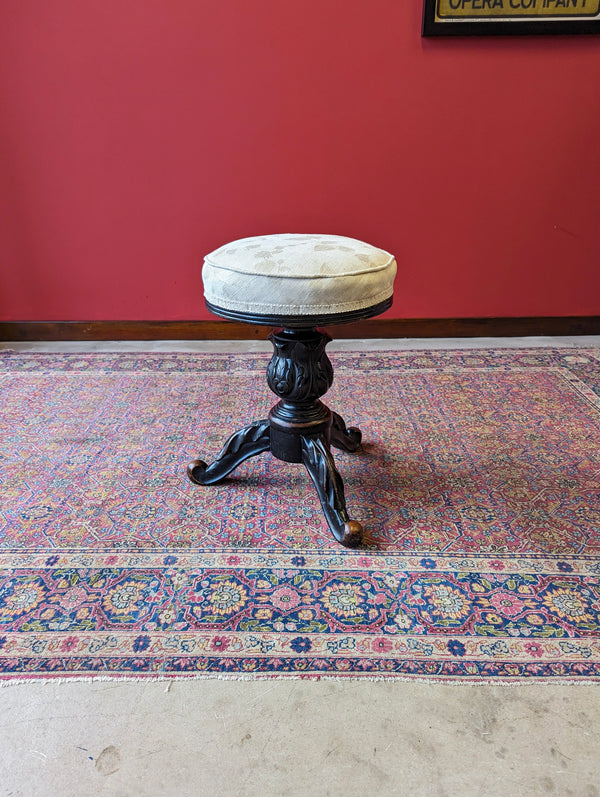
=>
[330,411,362,453]
[187,419,270,486]
[301,434,363,548]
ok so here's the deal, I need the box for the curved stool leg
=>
[330,411,362,453]
[301,434,363,548]
[187,419,270,486]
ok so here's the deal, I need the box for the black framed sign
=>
[423,0,600,35]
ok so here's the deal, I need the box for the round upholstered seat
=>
[202,233,396,325]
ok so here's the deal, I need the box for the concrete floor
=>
[1,337,600,797]
[4,334,600,353]
[1,679,599,797]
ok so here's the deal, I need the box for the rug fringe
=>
[2,673,599,687]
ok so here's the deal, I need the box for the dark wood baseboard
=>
[1,317,600,341]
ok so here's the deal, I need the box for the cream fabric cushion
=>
[203,234,396,316]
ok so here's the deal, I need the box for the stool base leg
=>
[187,418,364,548]
[301,434,363,548]
[187,419,270,485]
[330,411,362,453]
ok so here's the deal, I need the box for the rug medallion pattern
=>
[1,349,599,680]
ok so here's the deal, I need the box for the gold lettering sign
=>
[423,0,600,32]
[437,0,600,18]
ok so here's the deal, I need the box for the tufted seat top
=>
[202,233,396,324]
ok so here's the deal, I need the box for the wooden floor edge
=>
[1,317,600,341]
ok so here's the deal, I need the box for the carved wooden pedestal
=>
[187,328,364,547]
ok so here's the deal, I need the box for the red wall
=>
[1,0,600,322]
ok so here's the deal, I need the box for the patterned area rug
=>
[1,348,600,681]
